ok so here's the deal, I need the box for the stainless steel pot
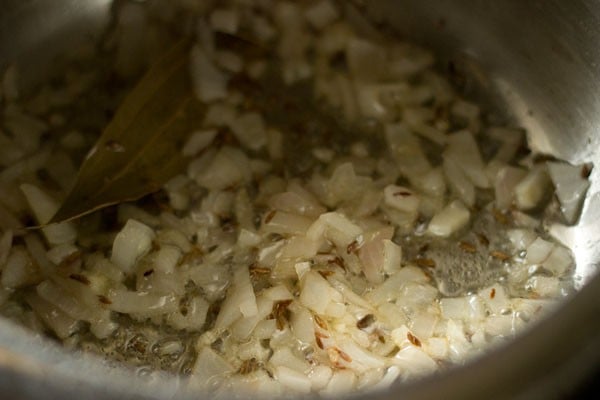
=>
[0,1,599,399]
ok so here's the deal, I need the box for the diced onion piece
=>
[111,219,155,274]
[440,297,469,320]
[445,319,471,361]
[446,130,489,188]
[546,161,591,224]
[291,306,315,344]
[26,292,80,339]
[238,229,262,248]
[512,298,553,321]
[306,212,362,248]
[309,365,333,391]
[385,123,431,177]
[230,112,267,151]
[304,0,339,30]
[154,245,181,274]
[275,366,312,394]
[182,129,217,157]
[271,347,310,373]
[321,370,357,397]
[357,228,397,283]
[488,127,524,162]
[263,285,294,302]
[37,280,108,323]
[507,229,537,250]
[190,45,228,102]
[230,295,273,340]
[262,211,314,236]
[195,146,251,190]
[478,284,510,315]
[166,296,209,331]
[253,319,278,340]
[299,271,339,314]
[514,166,551,210]
[527,276,560,297]
[337,339,386,371]
[423,338,448,360]
[511,210,540,229]
[2,247,38,288]
[544,245,573,275]
[327,163,370,207]
[366,266,429,305]
[402,107,447,145]
[280,236,320,259]
[382,239,402,274]
[108,289,177,315]
[383,185,420,214]
[415,167,446,197]
[525,237,554,265]
[215,265,257,329]
[269,191,326,218]
[20,184,77,245]
[443,156,475,207]
[45,243,78,266]
[393,346,437,376]
[192,347,234,386]
[353,83,392,119]
[484,315,515,337]
[427,200,470,237]
[495,166,527,210]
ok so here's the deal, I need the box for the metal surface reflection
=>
[0,0,598,399]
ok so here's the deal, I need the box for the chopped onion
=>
[507,229,537,251]
[525,237,554,265]
[514,166,551,210]
[383,185,420,214]
[443,156,475,207]
[446,130,489,188]
[25,292,80,339]
[107,289,177,316]
[544,245,573,275]
[427,200,470,237]
[215,265,257,329]
[192,347,233,387]
[190,45,228,102]
[2,246,38,289]
[182,129,217,157]
[195,146,251,190]
[230,112,267,151]
[262,211,314,236]
[299,271,339,314]
[495,166,527,210]
[546,161,590,224]
[275,366,312,394]
[111,219,155,274]
[321,370,357,397]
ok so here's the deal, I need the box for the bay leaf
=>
[50,39,203,223]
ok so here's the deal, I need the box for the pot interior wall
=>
[0,1,599,399]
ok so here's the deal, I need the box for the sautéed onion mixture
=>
[0,0,590,396]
